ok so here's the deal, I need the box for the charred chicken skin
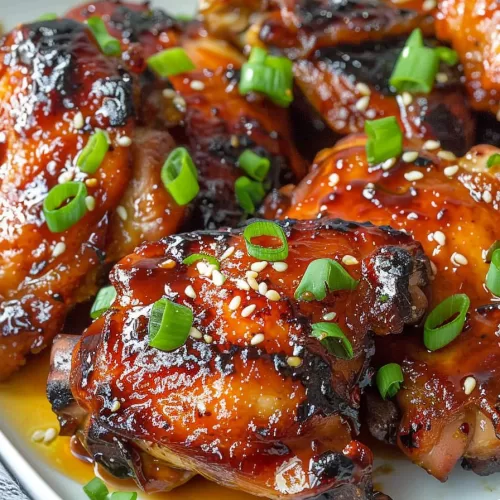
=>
[266,135,500,481]
[49,218,431,498]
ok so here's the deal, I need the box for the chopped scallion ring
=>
[148,298,193,351]
[487,153,500,168]
[86,17,121,56]
[183,253,220,270]
[405,28,424,48]
[147,47,195,77]
[90,286,117,319]
[295,258,358,301]
[239,47,293,108]
[37,13,58,21]
[364,117,403,165]
[43,181,88,233]
[238,150,271,182]
[311,322,353,360]
[376,363,404,399]
[109,493,138,500]
[486,241,500,263]
[434,46,459,66]
[486,249,500,296]
[235,176,265,214]
[161,147,199,206]
[243,221,288,261]
[77,130,109,174]
[83,477,109,500]
[423,294,470,351]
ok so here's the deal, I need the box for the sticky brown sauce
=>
[0,351,255,499]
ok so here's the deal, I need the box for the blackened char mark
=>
[462,456,500,476]
[91,74,134,127]
[476,112,500,147]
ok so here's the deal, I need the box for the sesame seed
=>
[185,285,196,299]
[329,173,340,187]
[189,327,203,339]
[43,428,58,444]
[430,261,438,275]
[204,334,213,344]
[402,151,419,163]
[323,312,337,321]
[159,259,176,269]
[435,72,448,84]
[401,92,413,106]
[265,290,281,301]
[246,270,258,279]
[32,430,46,443]
[444,165,459,177]
[382,157,397,171]
[423,0,436,11]
[463,376,476,395]
[355,82,371,96]
[220,246,235,260]
[437,150,457,161]
[404,170,424,182]
[116,205,128,221]
[272,262,288,272]
[355,95,370,112]
[118,136,132,147]
[451,252,468,266]
[85,195,96,211]
[85,178,98,188]
[433,231,446,246]
[196,262,209,276]
[251,261,268,272]
[58,170,74,184]
[250,333,265,346]
[212,270,226,286]
[110,400,121,412]
[190,80,205,91]
[236,279,250,290]
[423,140,441,151]
[73,111,84,130]
[52,242,66,258]
[342,255,359,266]
[162,88,176,99]
[230,135,240,148]
[483,191,493,203]
[258,282,268,295]
[247,276,259,291]
[241,304,256,317]
[286,356,302,368]
[229,296,241,311]
[173,96,187,112]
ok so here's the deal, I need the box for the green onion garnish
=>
[109,493,138,500]
[487,153,500,168]
[243,221,288,261]
[434,46,459,66]
[486,249,500,296]
[376,363,404,399]
[37,13,58,21]
[161,147,199,206]
[147,47,195,77]
[43,181,88,233]
[238,150,271,182]
[423,294,470,351]
[235,176,265,214]
[86,17,121,56]
[311,322,353,360]
[183,253,220,269]
[389,28,439,94]
[90,286,117,319]
[365,117,403,164]
[77,130,109,174]
[239,47,293,108]
[295,258,358,301]
[148,298,193,351]
[83,477,109,500]
[486,241,500,263]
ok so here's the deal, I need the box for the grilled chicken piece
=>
[266,135,500,480]
[51,219,430,498]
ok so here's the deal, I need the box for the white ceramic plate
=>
[1,2,499,499]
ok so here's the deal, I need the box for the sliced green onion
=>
[148,298,193,351]
[311,322,353,360]
[109,493,138,500]
[364,117,403,165]
[43,181,88,233]
[295,258,358,301]
[487,153,500,168]
[175,14,194,22]
[86,17,121,56]
[77,130,109,174]
[435,46,459,66]
[235,176,265,214]
[239,47,293,108]
[423,294,470,351]
[90,286,117,319]
[83,477,109,500]
[486,249,500,296]
[486,240,500,263]
[376,363,404,399]
[161,147,199,206]
[147,47,195,77]
[183,253,220,270]
[37,13,58,21]
[243,221,288,261]
[405,28,424,49]
[238,150,270,182]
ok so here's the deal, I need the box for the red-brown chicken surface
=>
[52,218,431,498]
[266,135,500,480]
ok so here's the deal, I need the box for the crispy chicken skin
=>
[266,136,500,480]
[53,219,430,498]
